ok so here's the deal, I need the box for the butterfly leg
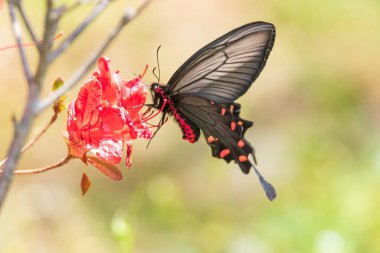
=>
[146,111,167,148]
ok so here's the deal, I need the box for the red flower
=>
[64,57,152,180]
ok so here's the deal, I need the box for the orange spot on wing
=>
[207,136,215,143]
[237,121,244,126]
[229,104,234,113]
[239,155,248,162]
[221,108,226,116]
[238,140,244,148]
[219,149,230,158]
[230,121,236,131]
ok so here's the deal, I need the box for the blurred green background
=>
[1,0,380,252]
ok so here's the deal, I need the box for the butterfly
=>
[150,22,277,200]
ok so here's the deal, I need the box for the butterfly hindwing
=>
[173,95,276,200]
[174,96,254,173]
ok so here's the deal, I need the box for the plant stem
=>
[0,0,37,210]
[14,0,40,51]
[0,112,59,168]
[13,156,72,175]
[34,0,58,88]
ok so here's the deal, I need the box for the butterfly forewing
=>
[168,22,275,104]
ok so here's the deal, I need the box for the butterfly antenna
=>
[152,67,159,82]
[156,45,161,84]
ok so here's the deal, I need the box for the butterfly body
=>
[150,22,277,200]
[151,83,200,143]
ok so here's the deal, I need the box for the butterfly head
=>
[150,82,167,109]
[150,82,160,93]
[151,82,169,97]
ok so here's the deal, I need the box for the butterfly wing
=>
[162,22,276,200]
[174,95,276,200]
[167,22,275,104]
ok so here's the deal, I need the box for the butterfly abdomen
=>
[167,100,200,143]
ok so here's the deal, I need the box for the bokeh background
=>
[1,0,380,252]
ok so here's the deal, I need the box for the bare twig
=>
[49,0,110,62]
[34,0,59,87]
[14,1,40,50]
[0,0,38,209]
[12,155,71,175]
[20,113,58,152]
[0,0,62,209]
[36,0,152,114]
[0,112,59,168]
[7,0,33,84]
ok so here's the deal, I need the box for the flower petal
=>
[91,138,123,165]
[74,79,102,128]
[87,155,122,180]
[63,130,87,158]
[133,121,153,139]
[64,103,87,158]
[125,141,132,168]
[95,57,120,105]
[99,106,126,132]
[81,172,92,196]
[120,77,147,117]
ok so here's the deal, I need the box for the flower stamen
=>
[141,99,167,122]
[139,64,149,79]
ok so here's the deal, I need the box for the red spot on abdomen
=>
[168,101,196,143]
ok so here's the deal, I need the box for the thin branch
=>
[20,112,57,152]
[7,0,33,84]
[0,112,59,168]
[14,1,40,51]
[0,0,63,209]
[0,156,72,175]
[34,0,59,88]
[48,0,110,62]
[0,0,39,209]
[35,0,152,114]
[12,155,71,175]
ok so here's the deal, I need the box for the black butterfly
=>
[150,22,277,200]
